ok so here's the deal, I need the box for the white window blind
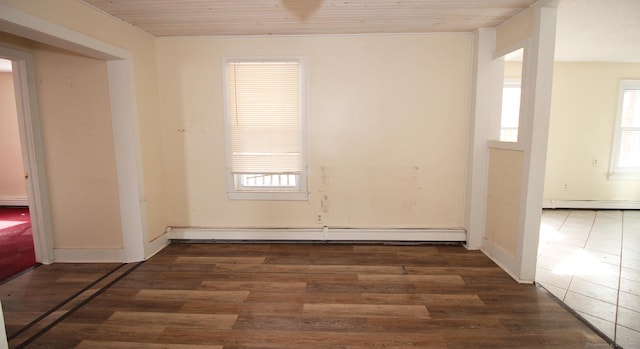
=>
[226,60,301,175]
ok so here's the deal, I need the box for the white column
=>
[517,5,558,281]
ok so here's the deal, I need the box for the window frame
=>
[609,79,640,180]
[222,57,308,201]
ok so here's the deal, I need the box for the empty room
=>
[0,0,637,348]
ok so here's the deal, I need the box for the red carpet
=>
[0,207,36,282]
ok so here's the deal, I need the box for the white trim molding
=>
[53,248,125,263]
[481,238,532,283]
[145,232,171,259]
[0,300,7,349]
[168,227,467,242]
[0,196,28,206]
[543,200,640,210]
[0,46,55,264]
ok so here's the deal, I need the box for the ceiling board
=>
[80,0,640,62]
[81,0,537,36]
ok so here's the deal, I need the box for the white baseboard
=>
[481,238,532,284]
[167,227,466,242]
[542,200,640,210]
[145,232,170,259]
[53,248,124,263]
[52,234,171,263]
[0,196,28,206]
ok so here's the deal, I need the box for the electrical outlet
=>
[563,184,568,190]
[592,159,599,167]
[316,214,322,224]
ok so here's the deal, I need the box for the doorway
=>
[0,47,55,267]
[0,57,37,281]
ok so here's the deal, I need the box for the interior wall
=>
[485,148,524,256]
[481,5,535,271]
[544,62,640,202]
[0,0,167,242]
[0,0,167,243]
[32,45,123,249]
[495,9,533,53]
[157,34,472,229]
[482,8,531,251]
[0,71,26,199]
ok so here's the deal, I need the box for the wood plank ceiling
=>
[81,0,539,37]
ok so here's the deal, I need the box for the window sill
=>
[608,172,640,181]
[227,191,309,201]
[487,140,524,151]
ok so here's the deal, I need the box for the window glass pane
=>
[621,89,640,127]
[236,174,298,188]
[498,48,523,143]
[618,130,640,168]
[500,83,521,142]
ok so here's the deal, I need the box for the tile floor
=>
[536,209,640,348]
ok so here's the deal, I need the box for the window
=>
[224,58,307,200]
[490,47,524,146]
[610,80,640,180]
[500,79,521,142]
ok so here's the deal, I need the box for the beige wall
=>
[33,46,123,248]
[485,148,523,256]
[0,0,167,242]
[544,62,640,202]
[495,9,532,53]
[158,34,472,229]
[0,72,26,198]
[505,61,523,79]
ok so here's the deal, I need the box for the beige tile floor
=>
[536,209,640,348]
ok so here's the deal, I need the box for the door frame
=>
[0,3,148,262]
[0,46,53,264]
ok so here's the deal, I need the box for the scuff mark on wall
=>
[321,194,329,213]
[320,165,422,226]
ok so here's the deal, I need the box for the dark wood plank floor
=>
[1,243,607,348]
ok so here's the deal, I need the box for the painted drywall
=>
[485,148,524,256]
[33,45,123,249]
[0,72,26,199]
[157,34,472,229]
[495,8,533,54]
[505,61,524,79]
[544,62,640,202]
[0,0,168,242]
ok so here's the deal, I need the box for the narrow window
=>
[610,80,640,179]
[500,79,521,142]
[499,48,524,143]
[224,59,307,200]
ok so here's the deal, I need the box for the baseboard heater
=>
[167,227,466,243]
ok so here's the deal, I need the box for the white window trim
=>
[222,57,309,200]
[609,79,640,180]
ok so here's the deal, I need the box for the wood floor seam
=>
[7,263,126,342]
[9,262,144,349]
